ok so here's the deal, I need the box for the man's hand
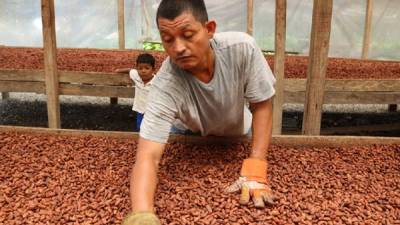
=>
[122,212,161,225]
[225,158,276,208]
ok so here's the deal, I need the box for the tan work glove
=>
[122,212,161,225]
[225,158,276,208]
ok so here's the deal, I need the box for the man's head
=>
[156,0,216,72]
[136,53,155,82]
[156,0,208,25]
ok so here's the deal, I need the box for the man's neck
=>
[189,48,215,84]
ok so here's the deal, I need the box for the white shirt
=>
[129,69,154,114]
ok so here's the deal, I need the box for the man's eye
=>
[183,32,194,39]
[162,36,172,43]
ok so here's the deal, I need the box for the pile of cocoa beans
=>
[0,132,399,224]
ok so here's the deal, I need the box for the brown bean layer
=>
[0,47,399,80]
[0,132,399,224]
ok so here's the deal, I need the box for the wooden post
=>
[362,0,373,59]
[302,0,333,135]
[272,0,287,135]
[111,0,126,105]
[41,0,61,128]
[1,92,10,100]
[118,0,125,50]
[247,0,254,35]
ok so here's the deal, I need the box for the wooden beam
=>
[118,0,125,49]
[41,0,60,128]
[113,0,126,105]
[285,91,400,104]
[1,125,400,147]
[362,0,373,59]
[285,79,400,92]
[0,81,134,97]
[59,71,131,85]
[247,0,254,35]
[302,0,333,135]
[59,83,134,98]
[0,81,45,93]
[3,69,400,93]
[0,69,131,86]
[272,0,287,135]
[0,69,44,81]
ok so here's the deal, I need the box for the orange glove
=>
[225,158,276,208]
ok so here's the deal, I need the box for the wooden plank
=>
[0,81,45,93]
[302,0,333,135]
[2,70,399,92]
[118,0,125,49]
[59,71,131,85]
[0,69,44,81]
[41,0,60,128]
[59,83,134,98]
[285,91,400,104]
[0,69,131,86]
[0,81,133,98]
[247,0,254,35]
[362,0,373,59]
[272,0,287,135]
[1,125,400,147]
[285,79,400,92]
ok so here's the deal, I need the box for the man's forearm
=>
[130,159,159,212]
[250,99,273,160]
[130,138,165,213]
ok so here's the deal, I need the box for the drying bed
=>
[0,131,399,224]
[0,47,399,80]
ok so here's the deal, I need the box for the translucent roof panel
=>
[0,0,399,60]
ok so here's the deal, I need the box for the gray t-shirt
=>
[140,32,276,143]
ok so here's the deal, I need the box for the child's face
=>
[137,63,154,82]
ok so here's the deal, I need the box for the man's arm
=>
[130,137,166,212]
[224,98,275,208]
[249,98,273,159]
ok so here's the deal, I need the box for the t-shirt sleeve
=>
[244,41,276,103]
[129,69,141,85]
[139,77,177,143]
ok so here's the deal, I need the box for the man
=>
[122,0,276,224]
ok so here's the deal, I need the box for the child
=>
[115,53,156,131]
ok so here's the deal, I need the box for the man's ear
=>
[205,20,216,39]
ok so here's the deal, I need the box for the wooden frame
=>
[272,0,287,135]
[0,69,133,97]
[41,0,60,128]
[1,69,399,104]
[302,0,333,135]
[1,125,400,147]
[362,0,373,59]
[247,0,254,35]
[0,2,399,134]
[111,0,126,105]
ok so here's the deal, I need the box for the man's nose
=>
[173,38,186,55]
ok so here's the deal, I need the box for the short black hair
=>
[156,0,208,25]
[136,53,156,68]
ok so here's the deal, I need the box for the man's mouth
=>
[176,56,192,61]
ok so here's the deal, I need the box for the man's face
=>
[157,12,215,71]
[137,63,154,82]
